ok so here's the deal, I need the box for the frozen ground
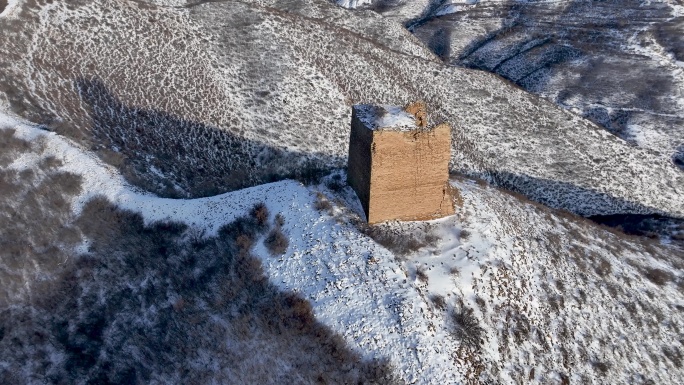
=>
[0,0,681,219]
[2,110,683,384]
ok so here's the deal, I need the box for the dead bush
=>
[594,258,612,277]
[264,227,289,256]
[236,233,254,253]
[430,294,446,311]
[324,173,345,192]
[451,306,485,351]
[172,297,186,312]
[662,346,683,368]
[474,296,486,312]
[0,129,33,167]
[415,266,429,283]
[250,202,269,227]
[0,118,397,384]
[643,267,674,286]
[241,254,266,282]
[591,361,611,375]
[0,192,396,383]
[283,293,315,331]
[38,155,63,170]
[314,192,333,212]
[274,213,285,227]
[506,310,531,345]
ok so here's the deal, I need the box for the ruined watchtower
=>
[347,102,454,224]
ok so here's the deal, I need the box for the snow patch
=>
[355,104,417,131]
[334,0,374,9]
[0,0,23,18]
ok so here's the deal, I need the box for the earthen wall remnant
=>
[347,102,454,224]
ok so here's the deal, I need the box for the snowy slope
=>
[3,110,683,384]
[0,0,22,18]
[0,0,681,220]
[404,0,684,164]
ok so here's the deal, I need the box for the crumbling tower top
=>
[353,101,429,132]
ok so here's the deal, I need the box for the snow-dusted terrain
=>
[0,0,681,219]
[367,0,684,167]
[1,1,684,384]
[2,108,683,383]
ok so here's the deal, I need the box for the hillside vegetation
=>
[0,0,681,218]
[1,114,682,383]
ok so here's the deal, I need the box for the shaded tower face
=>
[347,102,454,224]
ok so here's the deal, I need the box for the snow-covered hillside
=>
[0,106,684,384]
[0,0,681,220]
[1,2,683,383]
[2,109,683,384]
[378,0,684,166]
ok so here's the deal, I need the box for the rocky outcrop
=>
[347,103,454,224]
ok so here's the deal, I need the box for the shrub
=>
[172,297,186,312]
[474,296,486,311]
[293,164,328,186]
[643,267,673,286]
[0,111,398,385]
[250,202,269,227]
[274,213,285,227]
[325,173,345,192]
[186,227,206,248]
[451,306,484,350]
[594,258,612,277]
[236,233,254,252]
[314,192,332,212]
[415,266,429,283]
[430,294,446,311]
[264,227,289,256]
[38,155,63,170]
[283,293,315,331]
[591,361,611,375]
[662,346,683,368]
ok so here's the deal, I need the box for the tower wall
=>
[367,124,453,223]
[347,104,454,224]
[347,108,374,220]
